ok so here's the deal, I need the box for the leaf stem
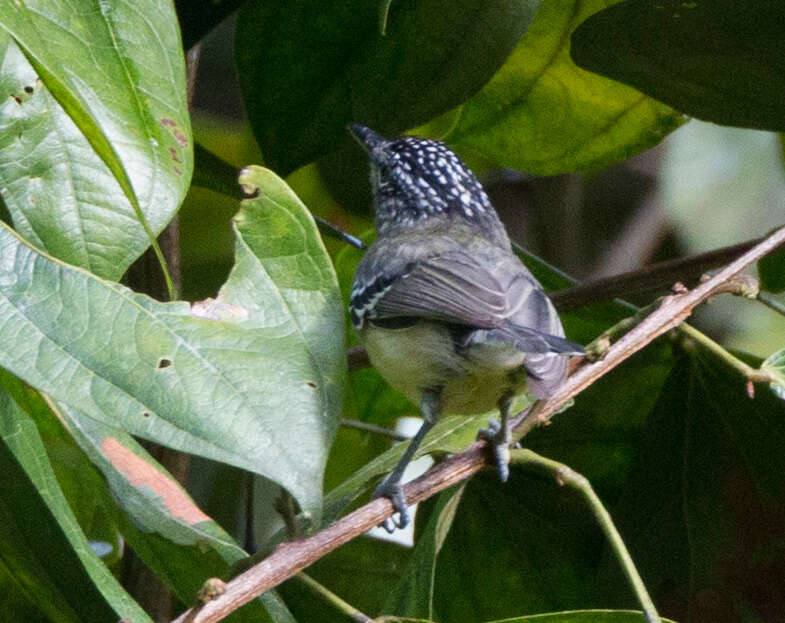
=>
[678,324,772,384]
[293,573,373,623]
[510,449,661,623]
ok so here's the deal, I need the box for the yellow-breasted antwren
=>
[348,125,583,531]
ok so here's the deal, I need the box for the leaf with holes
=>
[0,166,345,520]
[447,0,683,174]
[0,1,191,279]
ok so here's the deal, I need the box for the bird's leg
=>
[477,392,513,483]
[372,388,440,532]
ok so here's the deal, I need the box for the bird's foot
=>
[477,420,512,483]
[372,477,410,533]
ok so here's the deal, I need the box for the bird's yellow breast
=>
[361,321,527,415]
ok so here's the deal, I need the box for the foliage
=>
[0,1,783,622]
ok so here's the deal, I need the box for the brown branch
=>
[173,224,785,623]
[550,235,765,311]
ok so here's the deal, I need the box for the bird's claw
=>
[477,420,511,483]
[373,477,411,532]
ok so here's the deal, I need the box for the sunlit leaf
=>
[0,166,344,519]
[447,0,683,175]
[0,1,192,278]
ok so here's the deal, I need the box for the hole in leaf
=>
[11,95,21,104]
[142,411,151,418]
[23,85,33,94]
[305,381,317,389]
[157,357,172,369]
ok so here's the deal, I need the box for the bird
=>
[348,124,583,531]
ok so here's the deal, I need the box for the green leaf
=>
[447,0,683,175]
[571,0,785,131]
[236,0,542,174]
[382,486,466,618]
[758,246,785,293]
[0,385,151,623]
[0,166,345,519]
[0,0,192,278]
[761,348,785,401]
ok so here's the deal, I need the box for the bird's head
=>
[349,124,505,241]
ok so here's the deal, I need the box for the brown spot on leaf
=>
[23,85,33,94]
[160,117,176,127]
[101,437,211,525]
[157,357,172,369]
[173,166,182,176]
[169,147,182,163]
[11,95,21,104]
[173,129,188,148]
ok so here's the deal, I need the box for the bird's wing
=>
[354,250,581,355]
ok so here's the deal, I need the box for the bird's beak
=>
[348,124,386,157]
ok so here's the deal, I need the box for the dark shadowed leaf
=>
[758,245,785,293]
[571,0,785,131]
[0,385,151,622]
[0,167,344,519]
[0,372,294,622]
[175,0,246,50]
[382,486,465,619]
[447,0,683,175]
[596,353,785,623]
[235,0,542,174]
[0,1,192,278]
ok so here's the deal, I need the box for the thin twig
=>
[171,225,785,623]
[340,418,410,442]
[293,573,373,623]
[550,236,764,310]
[511,449,660,623]
[510,224,785,441]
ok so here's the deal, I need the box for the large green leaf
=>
[0,0,192,278]
[236,0,542,174]
[446,0,683,175]
[0,385,151,622]
[0,166,344,519]
[571,0,785,131]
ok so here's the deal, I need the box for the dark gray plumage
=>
[348,125,582,531]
